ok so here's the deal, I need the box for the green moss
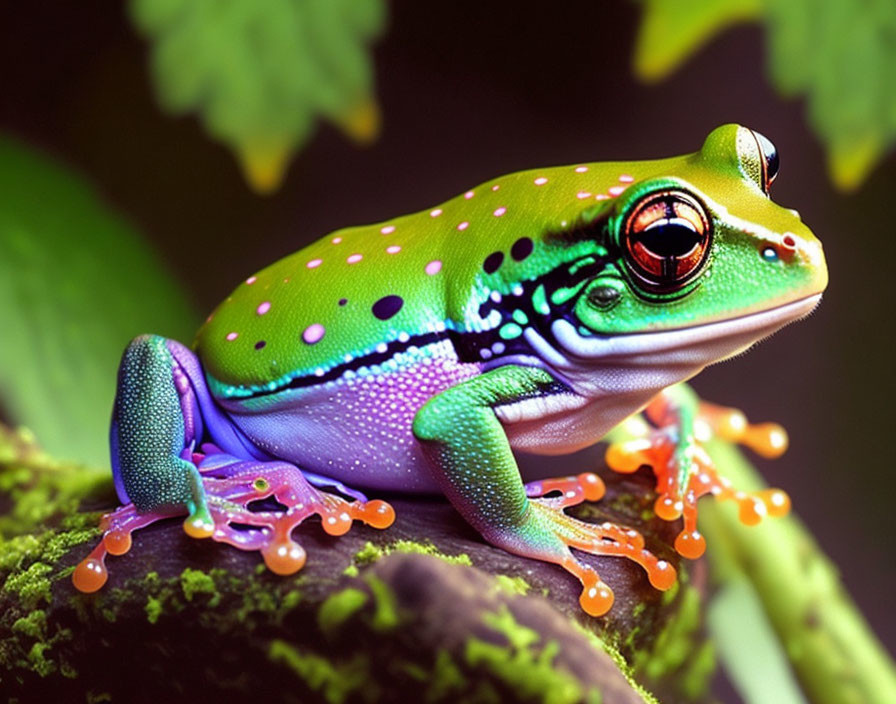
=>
[464,605,585,704]
[268,639,375,704]
[145,596,163,624]
[27,641,55,677]
[680,640,716,700]
[317,587,368,636]
[429,649,467,701]
[363,574,399,631]
[352,540,472,569]
[634,584,703,681]
[572,624,659,704]
[11,609,46,639]
[180,567,220,606]
[3,561,53,609]
[342,564,359,577]
[481,607,539,650]
[493,574,531,596]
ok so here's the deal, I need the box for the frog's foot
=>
[605,391,791,560]
[198,456,395,575]
[72,504,172,593]
[72,455,395,592]
[517,472,677,616]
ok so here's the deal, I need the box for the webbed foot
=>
[511,472,676,616]
[72,453,395,592]
[605,386,791,560]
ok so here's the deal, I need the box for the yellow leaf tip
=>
[237,142,293,195]
[336,98,381,145]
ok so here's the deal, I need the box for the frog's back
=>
[195,156,676,398]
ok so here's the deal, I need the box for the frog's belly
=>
[227,348,481,492]
[224,350,633,493]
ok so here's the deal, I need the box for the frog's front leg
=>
[412,365,676,616]
[73,335,393,593]
[606,383,791,559]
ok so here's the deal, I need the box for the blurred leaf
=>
[764,0,895,189]
[632,0,896,190]
[709,580,807,704]
[633,0,760,82]
[0,135,197,467]
[129,0,386,194]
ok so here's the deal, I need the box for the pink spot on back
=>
[534,177,548,185]
[226,332,238,341]
[331,236,342,244]
[302,323,325,345]
[425,260,442,275]
[595,194,610,201]
[464,190,475,199]
[347,254,363,264]
[245,276,257,285]
[608,185,626,196]
[307,259,322,269]
[457,221,469,231]
[491,184,500,191]
[430,208,442,217]
[493,207,507,217]
[575,166,588,173]
[576,191,592,199]
[619,174,634,183]
[386,245,401,254]
[256,301,271,316]
[380,225,396,235]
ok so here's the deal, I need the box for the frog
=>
[73,124,827,616]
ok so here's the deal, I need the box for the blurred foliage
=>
[129,0,386,194]
[634,0,896,190]
[0,136,196,467]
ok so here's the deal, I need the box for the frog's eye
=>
[751,130,779,192]
[621,191,711,293]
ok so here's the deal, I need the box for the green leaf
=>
[633,0,761,82]
[764,0,896,189]
[0,135,196,467]
[129,0,387,193]
[632,0,896,190]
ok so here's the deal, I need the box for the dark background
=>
[2,0,893,675]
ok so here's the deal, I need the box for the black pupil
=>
[753,130,779,188]
[634,222,700,257]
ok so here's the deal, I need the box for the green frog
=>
[73,124,827,616]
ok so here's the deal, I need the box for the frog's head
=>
[551,124,827,370]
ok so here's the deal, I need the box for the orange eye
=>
[622,191,711,293]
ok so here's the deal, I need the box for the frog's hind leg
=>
[73,335,394,593]
[194,453,395,574]
[605,383,791,560]
[73,335,216,592]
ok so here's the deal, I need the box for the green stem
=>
[700,439,896,704]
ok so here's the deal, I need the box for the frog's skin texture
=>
[73,125,827,616]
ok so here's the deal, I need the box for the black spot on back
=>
[483,251,504,274]
[511,237,534,261]
[372,295,404,320]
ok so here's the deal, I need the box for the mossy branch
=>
[0,424,711,703]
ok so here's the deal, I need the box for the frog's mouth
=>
[529,294,821,370]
